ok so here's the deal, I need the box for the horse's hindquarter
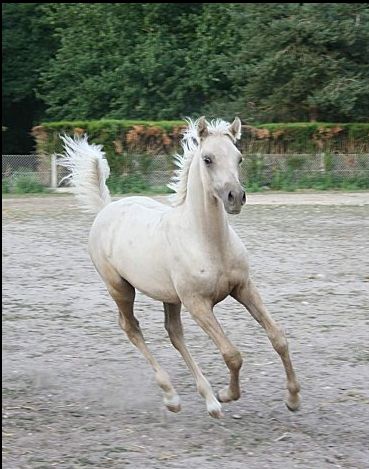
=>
[89,197,181,303]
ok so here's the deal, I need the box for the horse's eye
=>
[203,156,212,166]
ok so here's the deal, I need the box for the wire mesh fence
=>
[2,150,369,194]
[240,152,369,189]
[2,155,50,193]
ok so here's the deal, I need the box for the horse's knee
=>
[223,349,243,372]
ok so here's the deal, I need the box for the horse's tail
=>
[58,135,112,214]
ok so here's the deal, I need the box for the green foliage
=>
[38,120,369,156]
[37,3,206,120]
[33,120,186,191]
[244,162,369,192]
[2,3,56,102]
[35,119,184,176]
[244,122,369,153]
[245,172,369,192]
[107,174,172,195]
[207,3,369,123]
[43,119,184,132]
[2,3,59,153]
[8,174,45,194]
[3,3,369,154]
[2,178,11,194]
[107,174,150,194]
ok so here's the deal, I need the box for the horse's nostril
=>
[242,191,246,204]
[228,191,234,203]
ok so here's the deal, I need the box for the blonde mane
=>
[168,118,234,207]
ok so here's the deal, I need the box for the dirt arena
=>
[3,192,369,468]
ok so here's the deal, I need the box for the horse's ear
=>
[197,116,209,139]
[229,117,242,141]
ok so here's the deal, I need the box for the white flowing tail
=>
[58,135,112,213]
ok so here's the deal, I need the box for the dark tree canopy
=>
[2,3,369,152]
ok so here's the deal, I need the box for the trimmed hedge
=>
[32,120,185,177]
[242,122,369,153]
[32,120,369,181]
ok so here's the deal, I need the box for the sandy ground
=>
[2,192,369,469]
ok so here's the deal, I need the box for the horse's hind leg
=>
[232,278,301,411]
[104,274,181,413]
[163,303,222,418]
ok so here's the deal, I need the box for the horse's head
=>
[197,116,246,215]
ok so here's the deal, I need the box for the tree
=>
[2,3,58,152]
[38,3,205,120]
[3,2,368,152]
[218,3,369,122]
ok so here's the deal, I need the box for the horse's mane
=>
[168,117,232,207]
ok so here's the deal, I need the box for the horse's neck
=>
[182,156,229,250]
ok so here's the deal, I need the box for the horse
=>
[59,116,300,418]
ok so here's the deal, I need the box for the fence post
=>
[319,152,326,173]
[50,154,57,189]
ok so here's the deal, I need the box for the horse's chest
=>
[177,261,242,302]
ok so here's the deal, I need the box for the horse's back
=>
[110,195,170,213]
[89,195,171,254]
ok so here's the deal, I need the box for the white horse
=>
[59,117,300,418]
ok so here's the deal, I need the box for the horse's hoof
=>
[164,395,181,413]
[217,387,240,403]
[207,400,223,419]
[216,389,230,403]
[286,394,300,412]
[166,403,181,413]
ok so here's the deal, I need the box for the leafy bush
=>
[243,123,369,153]
[13,174,45,193]
[251,171,369,192]
[107,174,149,194]
[32,119,185,180]
[30,119,369,194]
[34,121,369,165]
[2,178,11,193]
[106,174,173,195]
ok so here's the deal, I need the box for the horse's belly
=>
[116,253,179,303]
[136,282,180,304]
[112,242,179,303]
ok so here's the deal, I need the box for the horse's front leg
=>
[232,278,301,411]
[163,303,222,418]
[184,298,243,408]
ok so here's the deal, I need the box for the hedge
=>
[32,120,185,177]
[242,122,369,153]
[32,120,369,179]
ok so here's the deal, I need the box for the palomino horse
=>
[60,117,300,418]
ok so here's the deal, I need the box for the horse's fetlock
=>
[288,381,301,395]
[155,370,172,391]
[197,380,212,399]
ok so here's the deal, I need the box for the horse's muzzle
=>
[223,188,246,214]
